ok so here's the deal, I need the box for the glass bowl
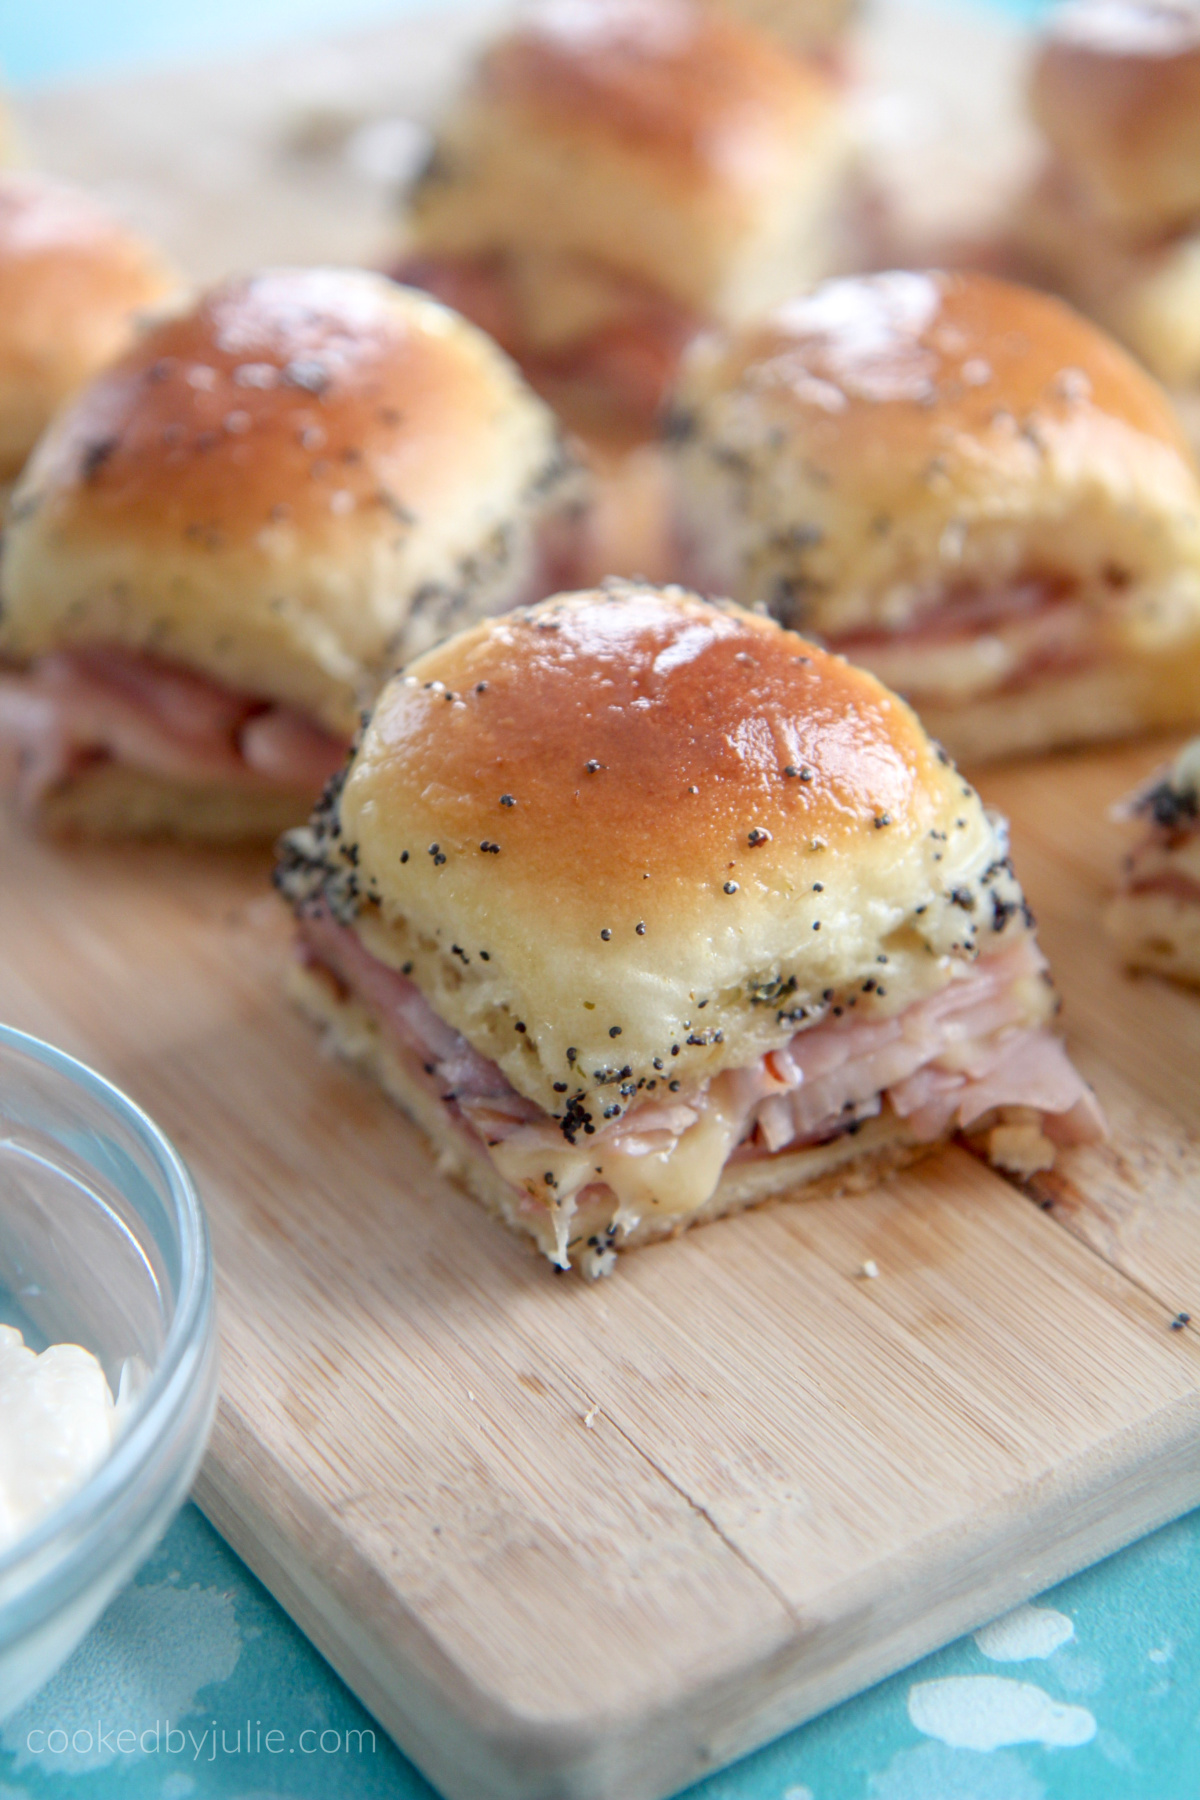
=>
[0,1024,218,1718]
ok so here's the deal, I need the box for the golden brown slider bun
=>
[278,582,1100,1270]
[294,583,1013,1117]
[403,0,853,330]
[0,268,577,739]
[703,0,860,57]
[668,269,1200,762]
[0,172,178,488]
[1030,0,1200,236]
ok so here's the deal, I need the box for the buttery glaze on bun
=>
[278,583,1100,1273]
[1,269,577,739]
[1030,0,1200,235]
[0,173,178,488]
[668,269,1200,762]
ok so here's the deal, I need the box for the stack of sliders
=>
[1016,0,1200,434]
[1107,737,1200,983]
[665,267,1200,763]
[393,0,857,436]
[275,582,1103,1278]
[0,267,580,837]
[0,172,178,511]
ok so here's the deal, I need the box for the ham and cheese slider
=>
[1107,736,1200,982]
[275,581,1101,1277]
[0,172,177,506]
[0,268,578,838]
[393,0,855,435]
[667,268,1200,764]
[1018,0,1200,418]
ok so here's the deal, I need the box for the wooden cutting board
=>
[1,743,1199,1800]
[8,4,1200,1798]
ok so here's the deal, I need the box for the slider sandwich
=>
[394,0,855,435]
[0,172,177,510]
[1107,737,1200,983]
[667,268,1200,764]
[0,268,578,838]
[1018,0,1200,431]
[276,582,1102,1277]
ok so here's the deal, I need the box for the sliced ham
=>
[296,908,1104,1225]
[0,648,348,810]
[826,584,1100,705]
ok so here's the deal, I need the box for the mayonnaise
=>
[0,1324,118,1550]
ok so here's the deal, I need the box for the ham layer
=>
[824,581,1100,705]
[0,648,348,809]
[298,908,1104,1253]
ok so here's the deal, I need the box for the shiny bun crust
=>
[304,584,1017,1120]
[0,173,178,483]
[1030,0,1200,233]
[405,0,849,322]
[668,269,1200,640]
[1,270,572,734]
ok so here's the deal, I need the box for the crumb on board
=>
[858,1259,880,1279]
[583,1404,600,1428]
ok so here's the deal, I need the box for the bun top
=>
[477,0,836,182]
[668,268,1200,637]
[0,173,178,483]
[404,0,846,323]
[288,584,1022,1116]
[1030,0,1200,232]
[0,269,572,733]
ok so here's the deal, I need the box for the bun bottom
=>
[286,960,936,1277]
[1105,889,1200,987]
[921,658,1200,767]
[35,765,314,840]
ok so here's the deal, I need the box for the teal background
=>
[4,1500,1198,1798]
[0,0,1051,87]
[1,0,1195,1795]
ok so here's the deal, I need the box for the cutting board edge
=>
[194,1386,1200,1800]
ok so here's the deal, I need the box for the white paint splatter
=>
[783,1787,814,1800]
[974,1604,1075,1662]
[908,1676,1096,1752]
[869,1740,1046,1799]
[4,1582,240,1773]
[1148,1645,1172,1664]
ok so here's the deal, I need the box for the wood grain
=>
[8,5,1200,1796]
[1,733,1200,1800]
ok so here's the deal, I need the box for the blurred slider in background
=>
[1015,0,1200,443]
[666,267,1200,764]
[391,0,863,440]
[0,267,583,839]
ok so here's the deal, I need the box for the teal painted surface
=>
[2,1499,1196,1797]
[0,0,1052,87]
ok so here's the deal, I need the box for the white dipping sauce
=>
[0,1323,118,1549]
